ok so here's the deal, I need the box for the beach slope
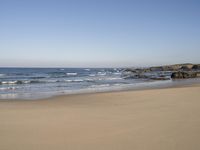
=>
[0,85,200,150]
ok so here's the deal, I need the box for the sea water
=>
[0,68,200,100]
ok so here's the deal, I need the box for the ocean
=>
[0,68,200,100]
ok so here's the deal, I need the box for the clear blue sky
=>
[0,0,200,67]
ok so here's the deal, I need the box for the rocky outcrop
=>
[123,63,197,73]
[180,66,191,71]
[192,65,200,70]
[122,63,200,80]
[171,71,197,79]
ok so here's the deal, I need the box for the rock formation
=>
[122,63,200,80]
[171,71,197,79]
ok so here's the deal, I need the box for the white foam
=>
[107,77,122,80]
[66,73,77,76]
[24,80,31,84]
[85,79,94,82]
[65,79,73,82]
[64,79,84,82]
[2,81,16,84]
[73,79,84,82]
[113,72,121,75]
[97,72,106,76]
[84,69,90,71]
[0,87,16,90]
[89,74,96,77]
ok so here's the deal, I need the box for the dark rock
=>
[192,65,200,70]
[181,66,192,71]
[171,71,197,79]
[122,63,200,80]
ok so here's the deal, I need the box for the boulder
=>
[192,65,200,70]
[171,71,197,79]
[181,66,192,71]
[122,63,200,80]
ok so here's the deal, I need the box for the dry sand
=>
[0,85,200,150]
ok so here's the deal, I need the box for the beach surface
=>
[0,85,200,150]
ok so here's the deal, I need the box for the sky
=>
[0,0,200,67]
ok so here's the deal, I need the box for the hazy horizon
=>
[1,0,200,67]
[0,62,198,69]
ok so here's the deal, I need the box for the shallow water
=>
[0,68,200,100]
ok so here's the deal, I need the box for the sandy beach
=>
[0,85,200,150]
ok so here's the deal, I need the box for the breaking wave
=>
[66,73,78,76]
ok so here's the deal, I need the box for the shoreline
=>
[32,82,200,102]
[1,78,200,101]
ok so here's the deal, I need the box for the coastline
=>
[1,84,200,150]
[1,66,200,100]
[1,78,200,101]
[1,0,200,149]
